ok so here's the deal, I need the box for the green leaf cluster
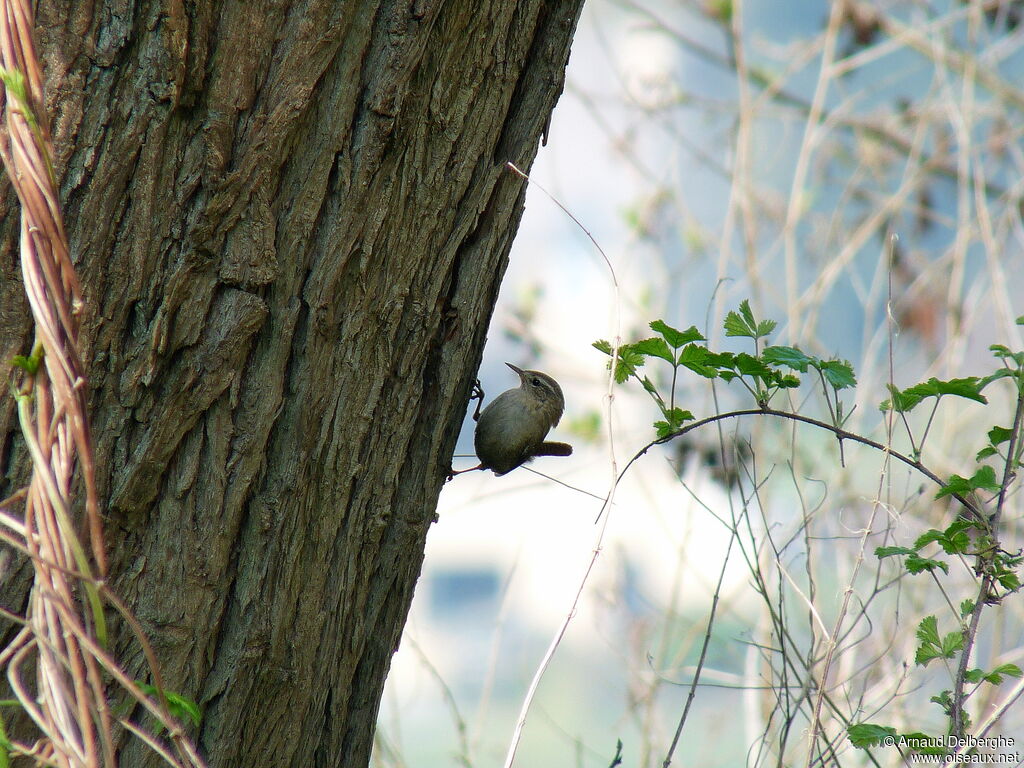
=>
[592,311,1024,745]
[723,300,776,340]
[984,549,1024,594]
[913,615,964,666]
[964,663,1023,685]
[594,301,856,437]
[936,466,1001,500]
[875,518,977,576]
[593,321,703,438]
[881,335,1024,485]
[880,377,987,413]
[846,722,896,748]
[977,425,1014,461]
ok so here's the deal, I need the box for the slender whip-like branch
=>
[599,407,986,526]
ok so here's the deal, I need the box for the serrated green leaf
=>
[992,663,1023,679]
[941,630,965,656]
[817,359,857,389]
[733,353,772,378]
[965,668,987,684]
[997,571,1020,591]
[913,529,944,549]
[703,351,736,369]
[960,599,975,617]
[980,368,1020,390]
[724,309,755,339]
[906,554,949,575]
[976,446,998,461]
[875,546,916,558]
[988,426,1013,446]
[907,377,987,404]
[611,346,646,384]
[665,407,694,427]
[917,615,940,646]
[936,465,1001,499]
[593,339,613,355]
[946,517,980,536]
[725,300,777,340]
[738,299,756,328]
[971,464,1001,492]
[654,407,693,438]
[935,474,971,499]
[970,667,1011,685]
[677,344,719,378]
[942,531,971,555]
[649,320,704,348]
[879,384,922,412]
[632,337,675,364]
[913,522,971,555]
[847,723,896,749]
[881,377,987,411]
[763,346,811,371]
[915,644,942,666]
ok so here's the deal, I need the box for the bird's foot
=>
[447,462,484,481]
[470,380,485,421]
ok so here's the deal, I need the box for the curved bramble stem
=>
[599,407,986,526]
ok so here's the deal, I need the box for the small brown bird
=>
[451,363,573,477]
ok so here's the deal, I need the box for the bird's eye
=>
[531,378,542,387]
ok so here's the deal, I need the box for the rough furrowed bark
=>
[0,1,584,766]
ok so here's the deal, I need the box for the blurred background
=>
[374,1,1024,766]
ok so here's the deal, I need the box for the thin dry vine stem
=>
[0,1,205,765]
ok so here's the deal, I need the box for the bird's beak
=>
[505,362,525,377]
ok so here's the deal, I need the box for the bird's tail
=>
[533,441,573,457]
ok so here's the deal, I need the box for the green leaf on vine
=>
[724,299,776,340]
[847,723,896,749]
[762,345,811,371]
[905,554,949,575]
[817,359,857,389]
[632,337,675,364]
[880,377,987,412]
[649,320,704,348]
[936,465,1001,499]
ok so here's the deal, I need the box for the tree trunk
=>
[0,1,584,765]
